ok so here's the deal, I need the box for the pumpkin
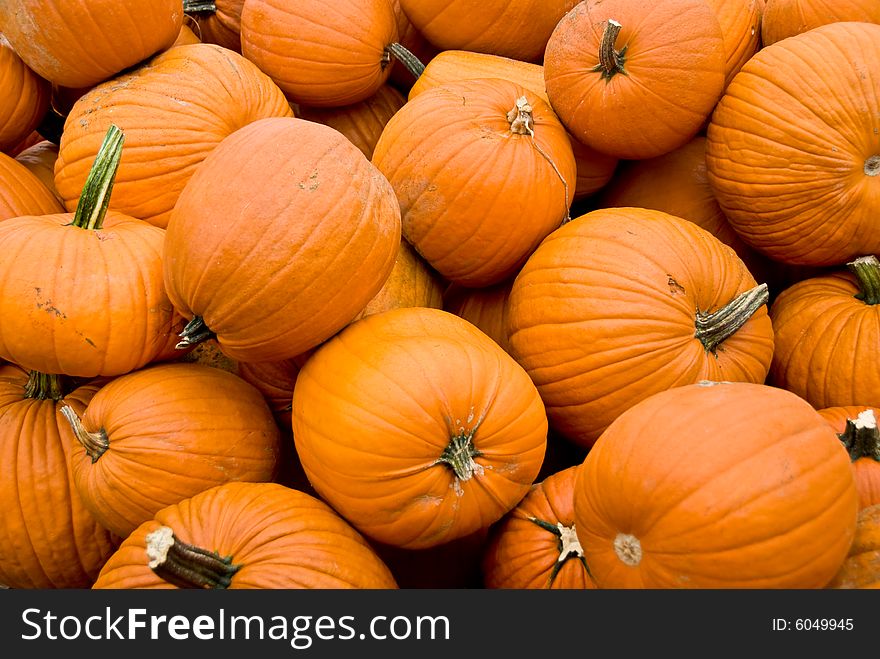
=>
[389,0,439,91]
[706,22,880,266]
[0,35,50,154]
[236,357,305,430]
[0,126,176,377]
[769,256,880,409]
[164,116,401,363]
[92,482,398,589]
[296,84,407,160]
[240,0,424,108]
[13,140,61,202]
[54,43,293,229]
[761,0,880,46]
[574,381,859,588]
[183,0,244,52]
[826,504,880,590]
[172,23,202,48]
[817,407,880,511]
[543,0,725,160]
[0,0,183,88]
[62,362,281,539]
[398,0,579,63]
[482,465,596,589]
[0,367,119,588]
[443,279,513,353]
[706,0,763,89]
[0,150,63,219]
[372,78,576,287]
[292,307,548,550]
[505,207,775,448]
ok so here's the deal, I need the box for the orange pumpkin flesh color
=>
[0,35,50,154]
[827,503,880,590]
[574,381,859,588]
[0,150,63,219]
[761,0,880,47]
[817,406,880,511]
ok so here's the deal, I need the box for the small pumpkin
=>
[13,140,61,202]
[817,407,880,511]
[0,35,50,154]
[761,0,880,46]
[826,503,880,590]
[0,150,63,220]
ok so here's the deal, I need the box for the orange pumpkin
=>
[92,482,398,589]
[762,0,880,46]
[184,0,244,52]
[818,407,880,511]
[292,307,548,550]
[574,381,859,588]
[706,22,880,266]
[543,0,725,160]
[506,207,774,448]
[388,0,439,91]
[0,35,50,154]
[0,151,63,219]
[13,140,60,202]
[827,504,880,590]
[706,0,763,89]
[443,279,513,353]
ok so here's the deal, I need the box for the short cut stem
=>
[60,405,109,463]
[382,42,425,79]
[72,124,124,231]
[695,283,769,354]
[146,526,240,589]
[591,19,627,80]
[847,255,880,305]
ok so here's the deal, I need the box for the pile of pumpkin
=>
[0,0,878,591]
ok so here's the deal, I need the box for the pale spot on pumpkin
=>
[613,533,642,567]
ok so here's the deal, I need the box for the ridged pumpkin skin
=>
[506,208,775,448]
[0,36,49,154]
[443,280,513,353]
[0,151,63,219]
[0,367,119,588]
[818,406,880,510]
[543,0,725,160]
[0,0,183,88]
[482,465,595,589]
[707,0,763,88]
[92,482,398,589]
[761,0,880,46]
[164,117,400,363]
[54,44,294,228]
[13,140,60,202]
[237,358,303,429]
[292,307,548,550]
[827,504,880,590]
[241,0,397,107]
[372,78,576,287]
[706,22,880,266]
[68,363,281,539]
[186,0,244,52]
[575,381,859,588]
[399,0,578,63]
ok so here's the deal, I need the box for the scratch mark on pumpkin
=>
[667,275,685,296]
[35,298,66,318]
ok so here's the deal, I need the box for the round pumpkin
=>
[574,381,859,588]
[0,150,63,220]
[0,0,183,88]
[13,140,61,202]
[372,77,576,287]
[817,407,880,511]
[482,465,596,589]
[543,0,725,160]
[827,503,880,590]
[761,0,880,46]
[292,307,548,550]
[63,362,281,539]
[164,116,401,363]
[706,0,763,89]
[92,482,398,589]
[706,22,880,266]
[443,279,513,353]
[506,207,775,448]
[184,0,244,52]
[0,35,50,154]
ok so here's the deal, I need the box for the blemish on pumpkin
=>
[35,299,66,319]
[667,276,685,295]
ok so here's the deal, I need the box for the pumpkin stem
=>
[847,255,880,306]
[24,372,72,401]
[72,124,124,231]
[613,533,642,567]
[591,19,627,80]
[527,516,588,584]
[146,526,241,589]
[382,42,425,80]
[182,0,216,12]
[838,409,880,462]
[436,431,483,487]
[694,283,769,354]
[59,404,109,463]
[865,155,879,177]
[175,316,216,350]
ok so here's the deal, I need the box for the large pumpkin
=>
[761,0,880,46]
[817,407,880,511]
[0,35,50,154]
[706,22,880,266]
[164,117,401,363]
[543,0,725,160]
[0,0,183,88]
[574,381,859,588]
[0,151,63,220]
[92,482,398,589]
[506,207,774,448]
[292,307,548,550]
[827,503,880,590]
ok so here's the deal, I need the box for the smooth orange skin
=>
[0,36,49,154]
[544,0,725,160]
[706,22,880,266]
[762,0,880,46]
[188,0,244,52]
[0,0,183,88]
[770,270,880,409]
[164,116,401,363]
[483,465,596,589]
[827,504,880,590]
[70,363,281,539]
[93,482,398,589]
[575,381,859,589]
[54,43,293,228]
[706,0,762,89]
[506,207,775,448]
[292,307,548,550]
[0,365,119,588]
[817,406,880,510]
[241,0,397,107]
[0,151,62,219]
[13,140,60,202]
[443,279,513,354]
[373,78,576,287]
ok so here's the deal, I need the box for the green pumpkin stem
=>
[146,526,241,589]
[847,255,880,306]
[59,404,109,463]
[527,516,588,584]
[72,124,125,231]
[695,283,769,354]
[175,316,216,350]
[182,1,216,12]
[24,372,71,401]
[838,410,880,462]
[591,19,627,80]
[436,431,482,485]
[382,42,425,80]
